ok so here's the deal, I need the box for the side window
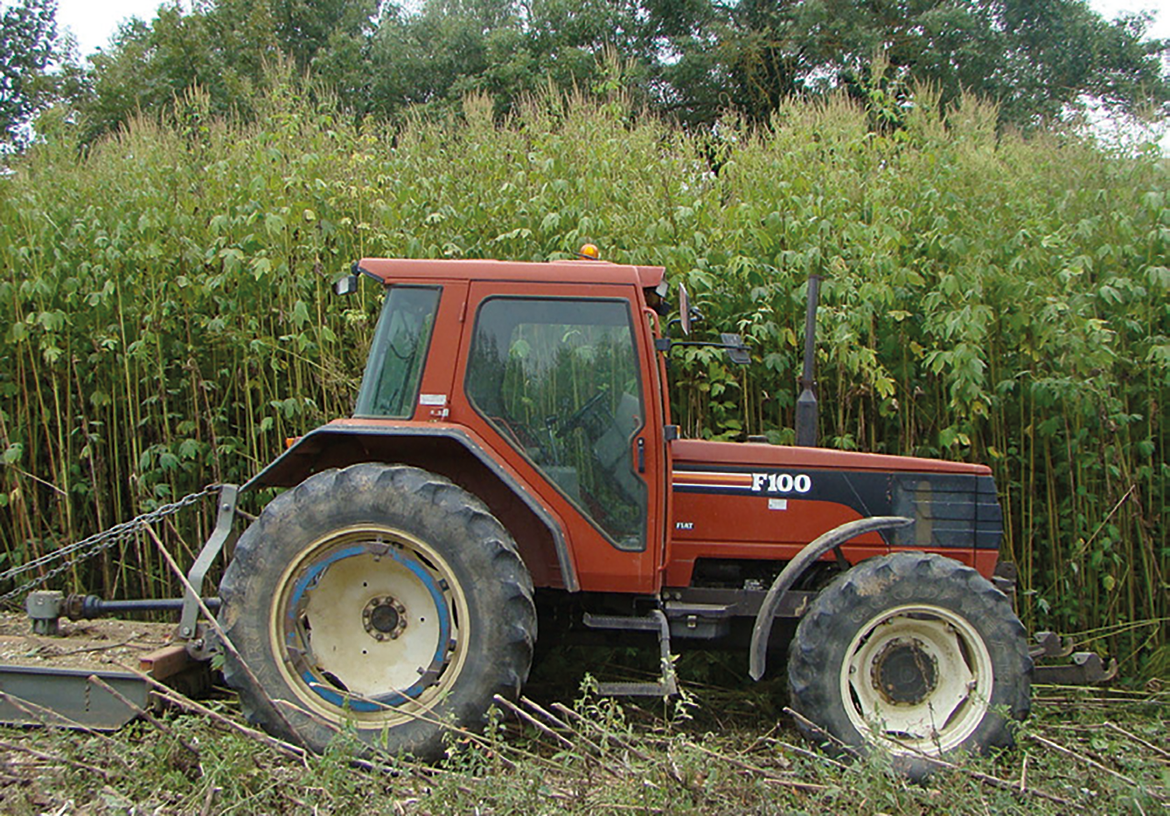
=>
[355,286,440,418]
[466,298,647,551]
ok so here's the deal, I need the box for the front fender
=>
[748,516,913,681]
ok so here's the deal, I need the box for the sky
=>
[56,0,168,55]
[54,0,1170,59]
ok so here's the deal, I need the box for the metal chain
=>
[0,486,219,607]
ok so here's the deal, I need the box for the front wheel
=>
[218,464,536,758]
[787,552,1031,778]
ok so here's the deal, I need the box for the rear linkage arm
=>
[179,485,239,640]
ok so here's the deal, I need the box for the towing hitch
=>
[0,485,239,730]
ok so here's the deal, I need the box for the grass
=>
[0,665,1164,815]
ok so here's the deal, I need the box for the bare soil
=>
[0,611,177,673]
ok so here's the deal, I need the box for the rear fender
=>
[244,425,577,591]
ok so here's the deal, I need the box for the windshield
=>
[354,286,440,418]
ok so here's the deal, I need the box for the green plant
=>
[0,71,1165,673]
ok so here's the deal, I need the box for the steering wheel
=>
[557,391,609,438]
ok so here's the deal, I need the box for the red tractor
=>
[215,254,1031,777]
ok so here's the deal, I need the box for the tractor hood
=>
[669,439,1002,554]
[671,439,992,475]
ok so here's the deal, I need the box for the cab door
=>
[458,282,666,593]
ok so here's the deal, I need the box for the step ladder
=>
[581,610,678,697]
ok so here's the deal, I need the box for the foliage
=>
[0,74,1166,671]
[79,0,376,143]
[0,0,57,149]
[0,679,1165,814]
[704,0,1170,128]
[70,0,1170,140]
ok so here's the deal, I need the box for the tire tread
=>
[786,551,1032,778]
[219,463,535,759]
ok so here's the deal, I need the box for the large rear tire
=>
[218,463,536,759]
[787,552,1031,779]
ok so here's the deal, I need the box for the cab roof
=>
[356,257,666,289]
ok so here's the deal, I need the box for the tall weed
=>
[0,73,1164,674]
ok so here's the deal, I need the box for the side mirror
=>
[678,283,705,335]
[657,287,750,364]
[721,333,751,365]
[333,273,359,297]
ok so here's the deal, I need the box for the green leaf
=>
[292,299,310,327]
[251,257,273,279]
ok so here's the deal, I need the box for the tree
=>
[993,0,1169,124]
[0,0,57,147]
[81,0,375,141]
[348,0,1169,130]
[81,2,283,140]
[345,0,684,121]
[272,0,378,70]
[692,0,1169,128]
[339,1,542,120]
[68,0,1170,139]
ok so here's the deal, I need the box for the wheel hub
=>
[279,538,458,712]
[842,603,990,752]
[871,637,938,705]
[362,595,408,641]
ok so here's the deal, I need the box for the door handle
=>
[637,437,645,473]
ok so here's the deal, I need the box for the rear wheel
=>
[787,552,1030,778]
[218,463,536,758]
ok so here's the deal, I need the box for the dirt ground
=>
[0,623,1164,814]
[0,611,178,673]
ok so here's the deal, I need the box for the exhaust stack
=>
[795,274,821,447]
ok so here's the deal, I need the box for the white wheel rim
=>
[840,603,994,755]
[270,525,469,727]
